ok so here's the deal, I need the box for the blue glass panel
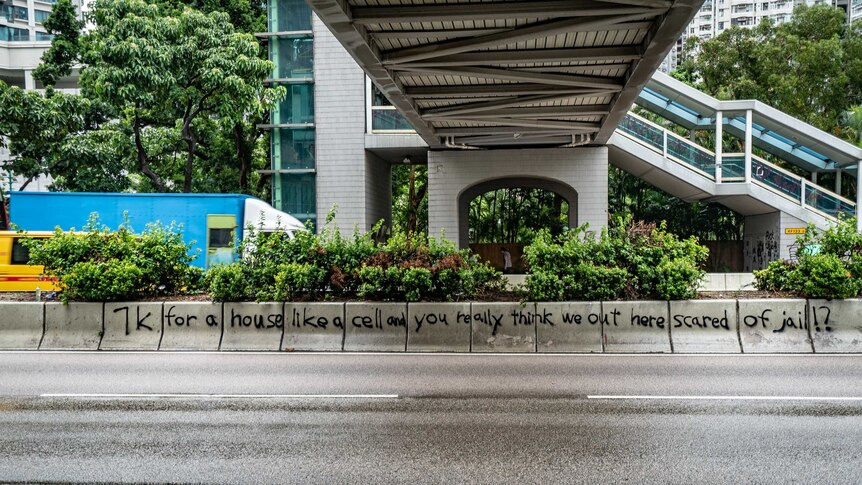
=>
[753,159,801,200]
[272,37,313,79]
[666,133,715,177]
[371,109,414,131]
[273,128,315,170]
[269,0,312,32]
[273,83,314,125]
[806,186,855,219]
[618,114,663,150]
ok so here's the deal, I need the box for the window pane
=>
[35,10,52,23]
[272,37,313,79]
[208,228,234,248]
[278,173,316,222]
[11,239,30,265]
[371,84,392,107]
[372,109,414,131]
[269,0,312,31]
[272,83,314,124]
[273,128,315,169]
[36,32,55,41]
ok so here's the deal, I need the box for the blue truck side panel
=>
[10,192,252,268]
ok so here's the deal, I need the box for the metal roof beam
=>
[424,105,609,120]
[407,84,615,98]
[393,66,624,90]
[353,1,670,24]
[369,21,654,40]
[389,46,642,68]
[440,118,601,131]
[422,94,606,116]
[382,13,660,64]
[435,126,579,136]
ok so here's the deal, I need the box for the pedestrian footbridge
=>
[610,72,862,232]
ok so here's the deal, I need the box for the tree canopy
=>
[2,0,282,195]
[677,5,862,135]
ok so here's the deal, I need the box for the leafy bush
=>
[522,220,707,301]
[205,218,504,302]
[24,215,200,302]
[753,218,862,299]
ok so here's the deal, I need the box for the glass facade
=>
[35,9,52,23]
[369,84,414,132]
[271,37,313,80]
[268,0,316,227]
[272,83,314,125]
[0,25,30,41]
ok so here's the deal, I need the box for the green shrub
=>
[203,263,249,302]
[753,218,862,299]
[522,220,707,301]
[796,254,862,299]
[402,267,433,302]
[753,260,797,292]
[24,216,200,302]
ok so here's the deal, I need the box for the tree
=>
[842,105,862,147]
[80,0,281,192]
[32,0,84,87]
[678,5,857,132]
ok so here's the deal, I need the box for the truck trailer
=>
[9,192,305,269]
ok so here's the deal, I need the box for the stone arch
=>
[457,176,579,248]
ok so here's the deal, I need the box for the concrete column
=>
[714,111,723,183]
[23,70,35,90]
[811,171,818,184]
[744,109,752,184]
[835,169,842,196]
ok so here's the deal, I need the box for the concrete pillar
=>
[811,171,818,184]
[23,70,35,91]
[714,111,723,183]
[744,109,753,184]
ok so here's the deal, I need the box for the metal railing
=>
[617,112,857,221]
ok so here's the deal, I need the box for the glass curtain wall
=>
[268,0,317,227]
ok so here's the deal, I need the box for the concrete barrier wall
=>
[669,300,740,353]
[344,303,407,351]
[0,302,44,350]
[41,302,103,350]
[471,302,537,352]
[738,299,811,353]
[536,302,602,353]
[8,298,862,353]
[602,301,671,353]
[809,299,862,353]
[284,303,345,351]
[159,302,222,351]
[101,303,163,350]
[407,302,471,352]
[221,303,284,351]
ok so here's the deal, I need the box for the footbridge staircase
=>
[609,71,862,240]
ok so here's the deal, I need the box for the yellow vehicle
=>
[0,231,58,292]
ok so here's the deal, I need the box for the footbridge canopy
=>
[307,0,703,148]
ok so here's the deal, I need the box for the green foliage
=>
[523,221,708,301]
[204,222,504,302]
[754,218,862,299]
[678,5,861,134]
[33,0,84,87]
[24,216,200,302]
[469,187,569,244]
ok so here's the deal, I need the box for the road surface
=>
[1,352,861,483]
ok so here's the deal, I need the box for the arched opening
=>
[457,177,578,272]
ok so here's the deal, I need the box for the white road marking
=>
[588,395,862,401]
[40,393,399,399]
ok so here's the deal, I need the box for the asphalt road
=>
[1,352,861,484]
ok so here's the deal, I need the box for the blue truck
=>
[10,192,305,268]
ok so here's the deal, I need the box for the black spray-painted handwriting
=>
[742,308,807,333]
[352,309,406,329]
[290,307,344,330]
[414,312,450,332]
[230,308,283,329]
[113,306,153,335]
[810,305,833,332]
[630,309,665,329]
[165,305,219,327]
[673,310,730,330]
